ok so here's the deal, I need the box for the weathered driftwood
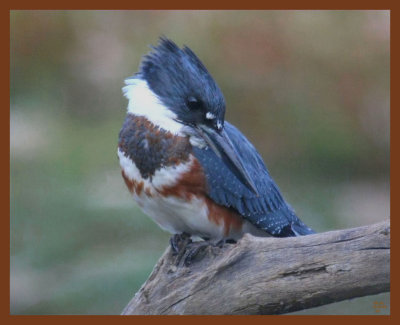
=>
[122,220,390,315]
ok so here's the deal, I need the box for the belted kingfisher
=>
[118,37,314,246]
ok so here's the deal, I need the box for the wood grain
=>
[122,220,390,315]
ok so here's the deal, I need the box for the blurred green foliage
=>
[10,10,389,314]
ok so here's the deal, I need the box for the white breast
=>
[118,148,226,239]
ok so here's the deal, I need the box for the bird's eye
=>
[187,96,203,110]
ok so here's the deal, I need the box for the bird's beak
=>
[195,125,259,195]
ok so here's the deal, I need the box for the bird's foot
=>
[215,238,237,248]
[174,238,237,267]
[170,235,208,267]
[170,232,192,255]
[181,241,210,266]
[182,238,237,266]
[170,234,238,267]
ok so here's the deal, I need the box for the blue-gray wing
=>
[192,122,314,237]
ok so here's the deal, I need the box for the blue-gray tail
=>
[275,220,316,237]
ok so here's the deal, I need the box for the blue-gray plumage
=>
[119,37,315,241]
[193,122,315,237]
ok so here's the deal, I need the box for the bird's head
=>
[123,37,258,194]
[124,37,225,134]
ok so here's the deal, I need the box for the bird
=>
[118,37,315,253]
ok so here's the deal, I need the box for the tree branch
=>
[122,220,390,315]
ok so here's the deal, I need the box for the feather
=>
[193,121,315,237]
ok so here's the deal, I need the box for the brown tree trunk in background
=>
[122,220,390,315]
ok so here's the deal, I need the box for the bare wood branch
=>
[122,220,390,315]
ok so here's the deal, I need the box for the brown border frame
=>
[5,3,395,323]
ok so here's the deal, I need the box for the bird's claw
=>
[215,238,237,248]
[170,234,237,267]
[181,242,209,266]
[170,232,192,255]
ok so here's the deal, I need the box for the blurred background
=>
[10,10,390,315]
